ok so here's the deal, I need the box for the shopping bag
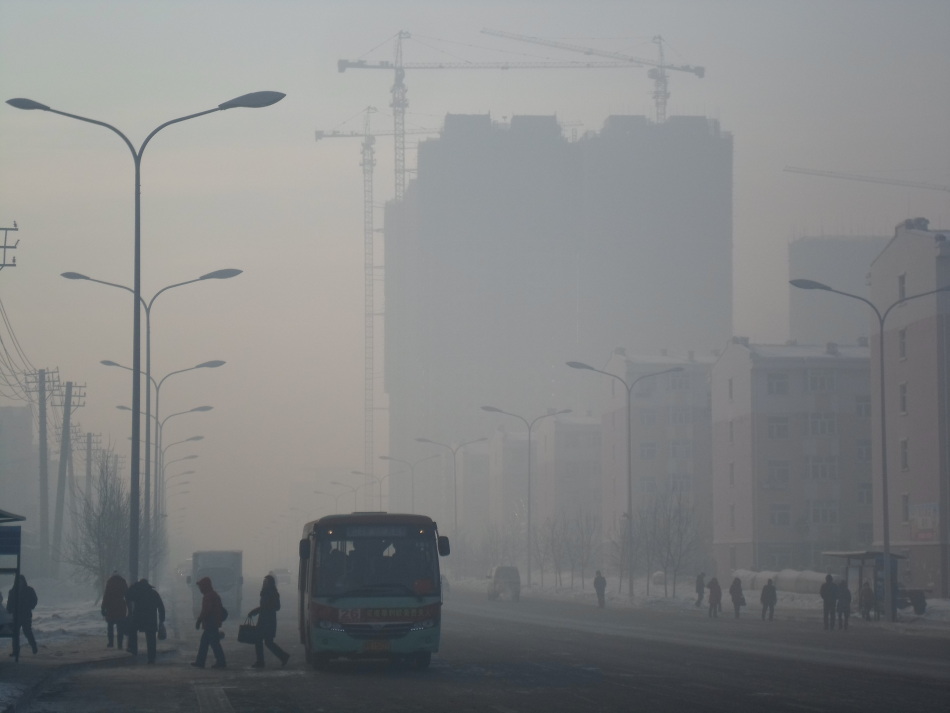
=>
[237,617,261,645]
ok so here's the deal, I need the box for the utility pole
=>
[51,381,84,576]
[24,368,57,573]
[0,221,18,272]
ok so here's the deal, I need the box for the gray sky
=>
[1,0,948,571]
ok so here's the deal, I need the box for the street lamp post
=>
[480,406,571,588]
[790,278,950,621]
[156,406,211,521]
[12,90,285,581]
[379,454,439,513]
[567,361,684,599]
[415,437,487,537]
[331,481,360,511]
[352,470,390,510]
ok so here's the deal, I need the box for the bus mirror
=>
[438,535,450,556]
[299,539,311,560]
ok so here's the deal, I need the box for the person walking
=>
[760,578,777,621]
[248,574,289,668]
[819,574,838,631]
[192,576,227,669]
[101,571,128,649]
[859,580,874,621]
[593,571,607,609]
[837,580,853,631]
[6,574,38,658]
[706,577,722,618]
[124,578,165,664]
[695,572,705,608]
[728,577,745,619]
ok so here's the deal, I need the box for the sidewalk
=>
[0,634,179,713]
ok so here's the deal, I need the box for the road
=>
[22,581,950,713]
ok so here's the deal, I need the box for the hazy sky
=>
[1,0,948,571]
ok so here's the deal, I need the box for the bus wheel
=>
[414,652,431,670]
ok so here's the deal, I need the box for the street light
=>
[790,277,950,620]
[415,437,487,536]
[480,406,571,588]
[567,361,683,599]
[379,454,439,513]
[11,90,285,581]
[352,470,390,510]
[331,481,360,511]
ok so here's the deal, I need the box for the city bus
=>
[298,512,450,669]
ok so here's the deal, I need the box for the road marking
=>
[195,686,235,713]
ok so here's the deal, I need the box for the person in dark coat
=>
[248,574,289,668]
[837,580,853,630]
[101,571,128,649]
[593,571,607,609]
[695,572,705,607]
[859,580,875,621]
[6,574,38,657]
[819,574,838,631]
[760,578,777,621]
[192,576,226,669]
[706,577,722,618]
[728,577,745,618]
[124,578,165,663]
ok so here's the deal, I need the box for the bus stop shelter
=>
[822,550,924,617]
[0,508,25,659]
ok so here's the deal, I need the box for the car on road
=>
[487,565,521,601]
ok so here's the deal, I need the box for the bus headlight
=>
[317,619,345,632]
[409,618,435,631]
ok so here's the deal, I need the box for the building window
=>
[670,405,691,425]
[810,500,839,524]
[856,395,871,418]
[898,328,907,359]
[858,482,873,505]
[634,379,656,398]
[856,439,872,463]
[769,504,791,526]
[900,438,909,470]
[729,462,735,486]
[729,420,734,443]
[856,522,873,544]
[639,442,657,460]
[641,476,657,493]
[899,382,908,414]
[807,455,838,479]
[898,273,906,301]
[671,473,692,491]
[671,439,692,459]
[768,416,789,439]
[809,413,836,436]
[640,408,656,427]
[767,371,789,395]
[728,378,733,401]
[766,460,790,489]
[670,372,690,391]
[730,504,735,531]
[806,369,836,393]
[901,493,910,523]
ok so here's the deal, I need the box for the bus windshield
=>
[313,523,441,599]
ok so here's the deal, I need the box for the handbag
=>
[237,616,261,645]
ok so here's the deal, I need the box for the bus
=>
[297,512,450,669]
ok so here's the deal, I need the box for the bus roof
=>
[301,512,438,536]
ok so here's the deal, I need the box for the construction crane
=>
[338,30,639,201]
[481,29,703,125]
[783,166,950,193]
[315,108,439,499]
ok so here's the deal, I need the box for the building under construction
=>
[383,112,733,517]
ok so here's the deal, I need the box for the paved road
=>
[21,584,950,713]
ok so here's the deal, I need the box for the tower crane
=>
[338,30,639,201]
[314,108,440,498]
[481,29,703,125]
[783,166,950,193]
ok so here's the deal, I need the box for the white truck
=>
[187,550,243,620]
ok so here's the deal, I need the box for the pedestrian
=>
[819,573,838,631]
[706,577,721,618]
[837,580,852,631]
[593,570,607,609]
[192,576,227,669]
[859,580,874,621]
[248,574,290,668]
[101,571,128,649]
[728,576,745,618]
[695,572,705,608]
[6,574,38,657]
[760,578,777,621]
[124,578,165,664]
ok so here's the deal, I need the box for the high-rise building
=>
[384,113,733,517]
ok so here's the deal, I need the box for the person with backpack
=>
[124,578,165,664]
[6,574,38,657]
[192,576,227,669]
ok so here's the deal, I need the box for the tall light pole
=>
[480,406,571,588]
[352,470,390,510]
[331,481,360,511]
[11,90,285,580]
[415,437,487,536]
[379,454,439,513]
[790,278,950,621]
[567,361,683,599]
[101,355,225,577]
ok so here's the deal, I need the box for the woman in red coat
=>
[101,572,128,649]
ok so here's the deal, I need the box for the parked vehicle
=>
[487,566,521,601]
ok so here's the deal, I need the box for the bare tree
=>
[571,509,600,590]
[63,448,129,594]
[661,487,699,597]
